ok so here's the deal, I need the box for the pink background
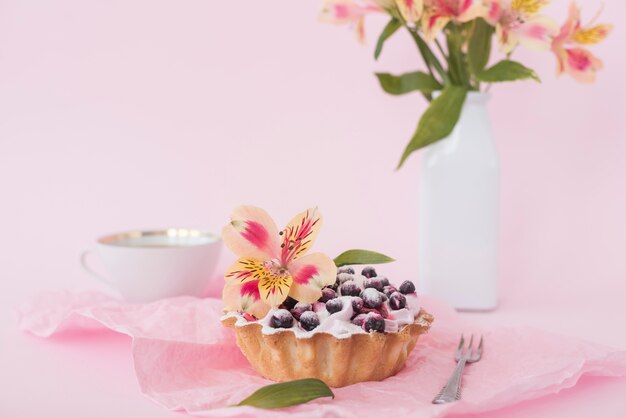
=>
[1,0,625,416]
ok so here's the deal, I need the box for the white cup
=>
[81,229,222,302]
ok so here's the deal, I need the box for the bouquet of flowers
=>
[320,0,612,167]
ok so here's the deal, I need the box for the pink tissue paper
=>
[17,291,626,417]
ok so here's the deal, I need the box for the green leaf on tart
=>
[334,249,395,267]
[476,59,540,83]
[234,378,334,409]
[374,18,402,60]
[397,85,467,168]
[468,18,494,76]
[375,71,442,95]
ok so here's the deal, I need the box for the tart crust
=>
[221,309,433,387]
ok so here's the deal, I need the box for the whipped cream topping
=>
[222,293,422,339]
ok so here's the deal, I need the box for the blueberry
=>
[361,266,377,278]
[351,313,368,327]
[383,285,398,297]
[379,303,390,319]
[337,266,355,275]
[299,311,320,331]
[399,280,416,295]
[280,296,298,310]
[351,296,364,313]
[362,312,385,333]
[290,302,312,320]
[340,280,361,297]
[270,309,294,328]
[312,302,326,312]
[319,287,337,302]
[389,292,407,310]
[380,292,388,302]
[364,277,385,292]
[361,288,383,309]
[336,273,354,286]
[325,298,343,314]
[378,276,390,287]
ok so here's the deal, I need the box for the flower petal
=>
[554,2,580,44]
[554,47,567,75]
[287,252,337,304]
[573,24,612,45]
[496,23,518,53]
[280,207,323,264]
[563,47,603,83]
[319,0,379,24]
[457,0,488,23]
[222,205,280,260]
[225,258,272,284]
[396,0,423,23]
[226,258,293,308]
[421,0,485,40]
[222,278,270,318]
[510,0,549,16]
[355,16,366,43]
[485,0,503,25]
[258,273,293,308]
[513,15,558,52]
[422,12,450,41]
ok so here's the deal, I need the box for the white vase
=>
[417,92,499,311]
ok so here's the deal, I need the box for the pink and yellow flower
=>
[485,0,558,53]
[319,0,385,42]
[422,0,488,41]
[551,2,612,83]
[222,206,337,318]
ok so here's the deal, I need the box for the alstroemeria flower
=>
[485,0,558,53]
[319,0,385,42]
[551,2,612,83]
[222,206,337,318]
[396,0,424,23]
[422,0,487,41]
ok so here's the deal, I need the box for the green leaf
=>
[397,85,467,168]
[334,249,395,267]
[446,26,467,86]
[407,30,449,84]
[468,18,494,76]
[476,60,540,83]
[375,71,442,95]
[234,379,334,409]
[374,18,402,60]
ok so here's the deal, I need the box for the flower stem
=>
[406,27,450,85]
[446,24,471,88]
[434,38,448,61]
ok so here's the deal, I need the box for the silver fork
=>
[432,335,484,404]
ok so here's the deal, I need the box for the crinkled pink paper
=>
[17,292,626,417]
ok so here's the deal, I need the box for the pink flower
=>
[485,0,558,53]
[222,206,337,317]
[319,0,385,42]
[551,2,612,83]
[422,0,488,41]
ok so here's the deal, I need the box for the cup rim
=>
[97,228,220,248]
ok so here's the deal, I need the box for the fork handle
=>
[432,357,467,404]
